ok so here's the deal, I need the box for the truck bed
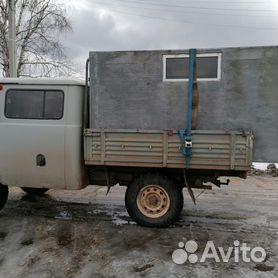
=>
[89,47,278,162]
[84,129,253,171]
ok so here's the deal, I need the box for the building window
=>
[5,90,64,120]
[163,53,221,82]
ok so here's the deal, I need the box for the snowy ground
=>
[0,176,277,278]
[253,163,278,170]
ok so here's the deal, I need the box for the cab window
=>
[5,90,64,120]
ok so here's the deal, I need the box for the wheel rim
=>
[137,185,170,218]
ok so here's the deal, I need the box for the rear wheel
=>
[125,174,183,228]
[21,187,49,195]
[0,184,8,211]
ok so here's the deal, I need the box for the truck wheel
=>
[0,184,8,211]
[125,174,183,228]
[21,187,49,195]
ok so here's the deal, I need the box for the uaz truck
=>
[1,47,275,227]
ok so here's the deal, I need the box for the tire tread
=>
[125,174,183,228]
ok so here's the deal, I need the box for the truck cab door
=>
[0,85,66,189]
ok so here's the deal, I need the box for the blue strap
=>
[178,129,192,168]
[178,48,196,168]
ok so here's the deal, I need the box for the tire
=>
[0,184,8,211]
[21,187,49,195]
[125,174,184,228]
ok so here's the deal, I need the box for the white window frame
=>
[163,53,222,82]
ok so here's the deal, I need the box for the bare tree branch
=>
[0,0,72,77]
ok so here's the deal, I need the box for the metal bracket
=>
[183,170,196,205]
[178,129,192,168]
[178,129,192,151]
[211,179,230,188]
[105,167,111,196]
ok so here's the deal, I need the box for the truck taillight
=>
[0,84,3,91]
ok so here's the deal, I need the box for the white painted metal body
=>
[0,78,86,190]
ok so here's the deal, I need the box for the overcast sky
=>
[59,0,278,74]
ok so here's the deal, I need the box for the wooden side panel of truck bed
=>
[84,129,253,171]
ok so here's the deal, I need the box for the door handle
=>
[36,154,46,167]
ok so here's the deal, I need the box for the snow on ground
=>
[253,162,278,170]
[0,176,277,278]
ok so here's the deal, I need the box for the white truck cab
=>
[0,78,86,191]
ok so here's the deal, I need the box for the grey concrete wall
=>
[89,46,278,162]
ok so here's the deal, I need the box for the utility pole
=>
[8,0,16,77]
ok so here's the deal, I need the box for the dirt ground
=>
[0,176,277,278]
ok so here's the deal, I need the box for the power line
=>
[90,2,277,30]
[127,0,271,3]
[115,0,277,13]
[92,0,277,17]
[127,0,275,4]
